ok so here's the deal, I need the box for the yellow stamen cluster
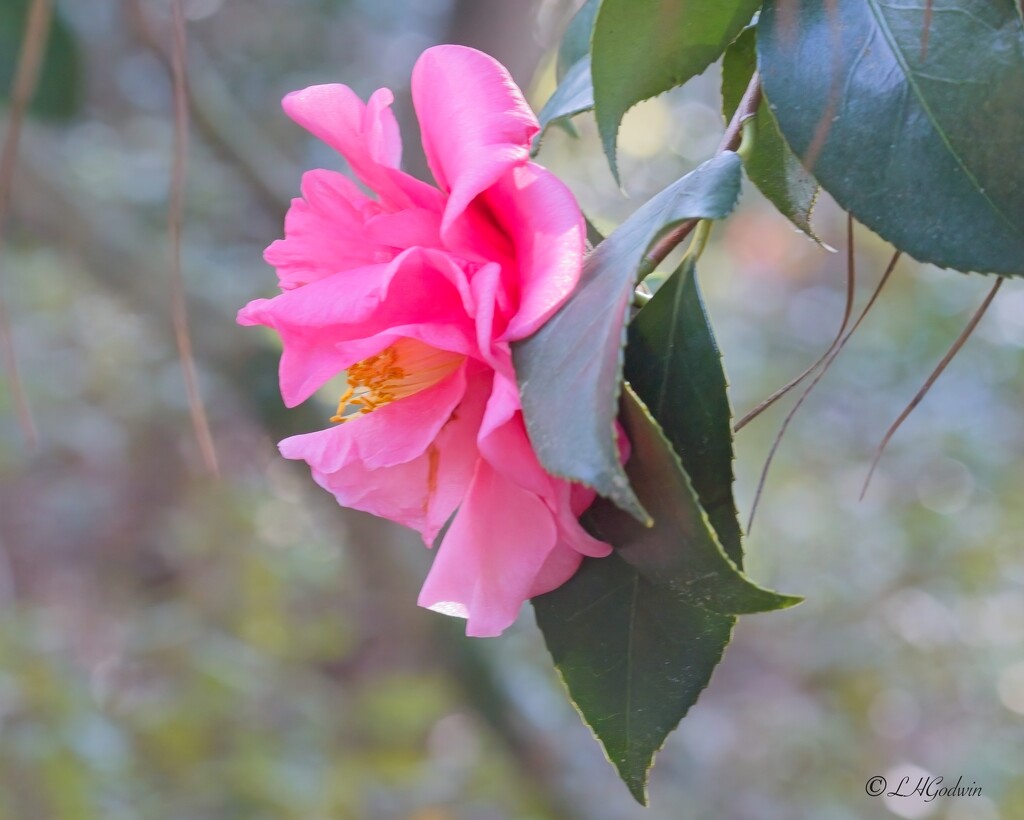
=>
[330,338,463,423]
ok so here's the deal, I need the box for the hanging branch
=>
[124,0,300,214]
[736,213,859,432]
[746,247,901,533]
[860,276,1004,499]
[0,0,53,448]
[169,0,219,475]
[745,215,857,531]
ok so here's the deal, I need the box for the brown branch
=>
[169,0,219,476]
[639,72,762,276]
[717,71,764,155]
[746,249,901,533]
[736,213,858,431]
[860,276,1004,499]
[744,216,862,531]
[125,0,300,214]
[0,0,52,448]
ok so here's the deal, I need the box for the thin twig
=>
[716,72,764,155]
[125,0,300,214]
[746,249,900,533]
[640,72,762,276]
[860,276,1003,499]
[736,213,859,432]
[0,0,52,448]
[744,217,862,531]
[169,0,219,475]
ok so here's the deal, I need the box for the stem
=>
[126,0,302,214]
[746,249,900,534]
[168,0,219,476]
[0,0,52,449]
[736,117,757,163]
[631,290,652,308]
[640,72,762,275]
[860,277,1003,499]
[717,71,764,154]
[735,212,858,432]
[681,219,713,265]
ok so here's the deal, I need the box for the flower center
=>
[330,337,464,423]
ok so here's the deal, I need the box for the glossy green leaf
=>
[626,256,743,565]
[587,387,800,615]
[0,2,81,122]
[591,0,761,180]
[533,385,797,804]
[533,550,735,805]
[514,152,743,523]
[533,269,799,801]
[721,27,820,240]
[532,56,594,155]
[533,0,601,154]
[758,0,1024,275]
[557,0,601,80]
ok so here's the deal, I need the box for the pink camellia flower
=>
[238,45,612,636]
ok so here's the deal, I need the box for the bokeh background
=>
[1,0,1023,818]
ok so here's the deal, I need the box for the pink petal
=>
[411,46,539,239]
[544,422,629,560]
[544,422,632,560]
[363,208,442,253]
[417,456,558,637]
[238,248,478,406]
[289,370,489,544]
[477,372,611,559]
[264,170,385,289]
[237,261,394,406]
[279,363,468,472]
[476,372,549,497]
[487,163,586,341]
[549,480,612,559]
[477,369,519,441]
[264,170,443,289]
[527,541,585,598]
[467,262,514,373]
[283,85,442,213]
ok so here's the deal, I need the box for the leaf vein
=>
[865,0,1022,238]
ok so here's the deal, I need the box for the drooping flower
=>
[238,45,611,636]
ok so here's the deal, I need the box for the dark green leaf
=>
[532,56,594,155]
[721,27,820,240]
[592,0,761,180]
[557,0,601,80]
[533,550,735,805]
[533,0,602,155]
[0,2,81,122]
[588,386,800,615]
[626,257,743,565]
[533,384,797,804]
[758,0,1024,275]
[514,152,743,523]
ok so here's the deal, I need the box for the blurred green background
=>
[1,0,1022,818]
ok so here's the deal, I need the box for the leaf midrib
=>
[864,0,1021,238]
[652,263,688,422]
